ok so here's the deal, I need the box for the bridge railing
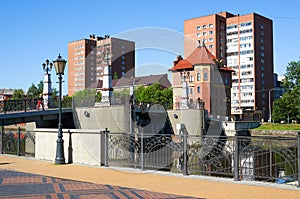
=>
[0,98,40,114]
[0,97,73,114]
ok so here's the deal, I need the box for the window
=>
[196,26,201,30]
[197,33,201,37]
[203,32,207,36]
[260,24,264,29]
[209,24,213,28]
[209,45,213,49]
[209,30,213,35]
[209,38,213,42]
[189,75,194,82]
[203,25,207,29]
[203,69,208,81]
[189,88,193,94]
[197,73,201,81]
[197,86,201,93]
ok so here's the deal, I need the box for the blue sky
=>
[0,0,299,94]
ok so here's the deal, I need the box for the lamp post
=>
[53,54,67,164]
[42,59,53,109]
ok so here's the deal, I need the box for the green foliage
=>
[255,123,300,130]
[11,89,25,100]
[113,89,130,98]
[95,91,102,102]
[134,83,173,109]
[26,81,46,98]
[27,83,39,98]
[113,72,118,80]
[62,96,73,108]
[73,89,97,98]
[272,59,300,123]
[37,81,43,94]
[52,87,58,97]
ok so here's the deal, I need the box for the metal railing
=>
[0,127,35,157]
[1,127,298,186]
[0,97,72,114]
[104,130,300,186]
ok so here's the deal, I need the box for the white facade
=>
[226,21,255,111]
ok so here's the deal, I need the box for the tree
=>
[37,81,43,95]
[272,59,300,122]
[134,83,173,109]
[27,83,39,98]
[52,87,58,97]
[73,89,97,98]
[11,89,25,100]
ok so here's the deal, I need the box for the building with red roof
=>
[169,43,234,118]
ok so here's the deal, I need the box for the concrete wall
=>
[74,106,129,132]
[222,121,260,136]
[167,109,204,136]
[250,130,299,137]
[35,128,105,166]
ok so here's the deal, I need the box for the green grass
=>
[255,123,300,130]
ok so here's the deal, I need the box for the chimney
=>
[173,55,183,66]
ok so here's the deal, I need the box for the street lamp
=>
[53,54,67,164]
[42,59,53,109]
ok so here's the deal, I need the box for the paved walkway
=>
[0,155,299,199]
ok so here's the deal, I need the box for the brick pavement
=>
[0,169,198,198]
[0,155,300,199]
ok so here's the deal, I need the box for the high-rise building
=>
[68,34,135,96]
[184,12,274,120]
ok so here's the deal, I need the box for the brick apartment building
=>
[68,34,135,96]
[184,12,274,120]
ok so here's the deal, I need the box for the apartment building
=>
[184,12,274,120]
[68,35,135,96]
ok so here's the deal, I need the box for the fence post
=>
[0,126,3,154]
[24,99,27,112]
[4,100,6,114]
[17,127,21,156]
[297,132,300,188]
[140,128,144,171]
[104,128,109,167]
[234,133,240,181]
[182,129,188,175]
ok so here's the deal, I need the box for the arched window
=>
[197,73,201,81]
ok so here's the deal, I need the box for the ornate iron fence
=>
[0,127,35,157]
[104,130,299,186]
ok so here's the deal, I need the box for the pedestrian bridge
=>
[0,98,74,127]
[0,108,73,126]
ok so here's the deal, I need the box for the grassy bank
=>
[254,123,300,130]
